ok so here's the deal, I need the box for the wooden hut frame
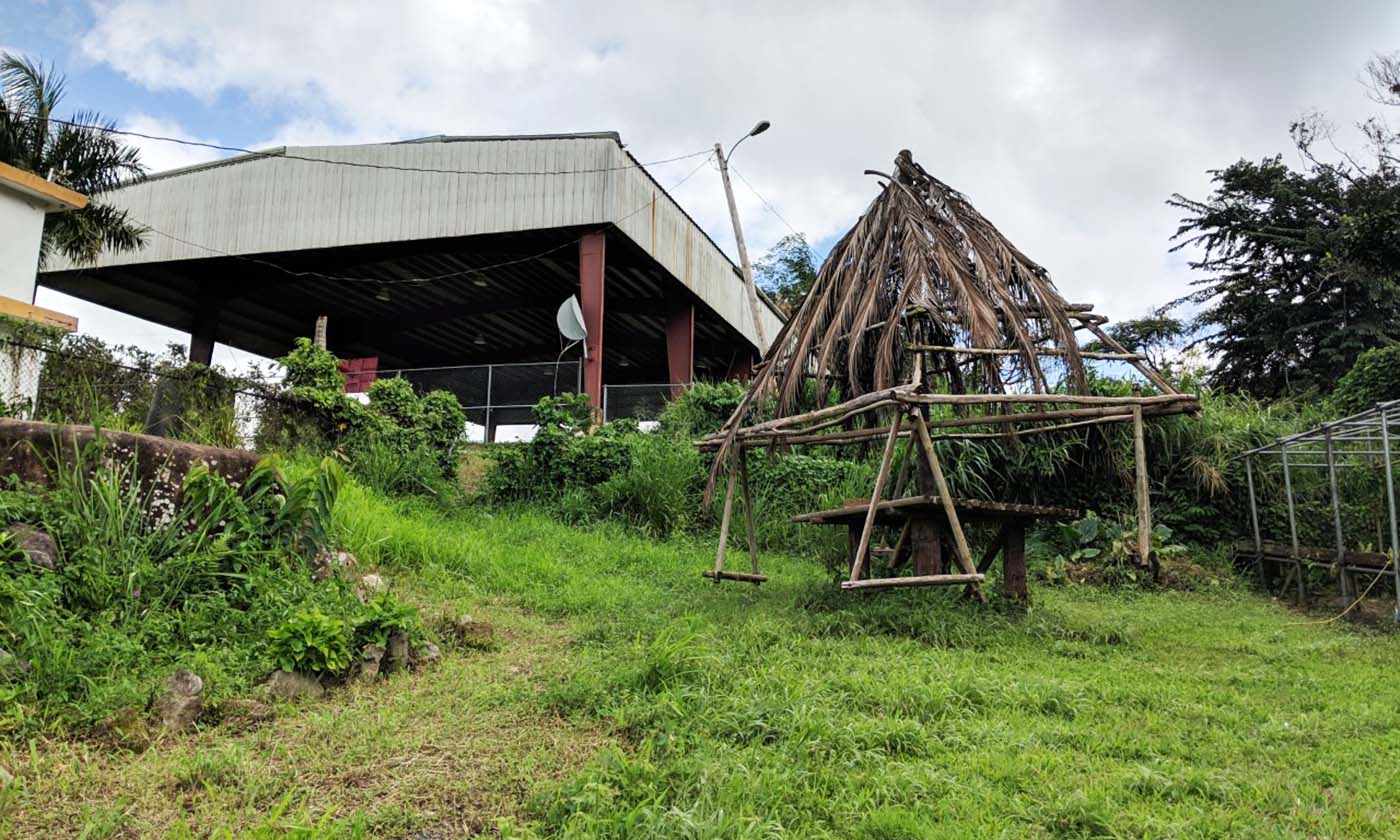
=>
[697,150,1198,595]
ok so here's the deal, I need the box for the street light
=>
[715,119,772,352]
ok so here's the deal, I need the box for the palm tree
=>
[0,52,147,266]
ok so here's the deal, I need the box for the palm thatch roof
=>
[763,149,1089,417]
[701,150,1189,502]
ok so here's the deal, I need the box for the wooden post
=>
[910,517,943,576]
[1131,405,1153,569]
[711,469,738,585]
[1003,523,1027,601]
[739,449,760,575]
[909,412,975,575]
[849,415,903,582]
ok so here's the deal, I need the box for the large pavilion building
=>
[38,132,783,431]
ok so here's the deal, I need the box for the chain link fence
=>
[0,337,286,450]
[0,336,690,447]
[603,383,690,423]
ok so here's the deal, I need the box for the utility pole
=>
[716,120,771,353]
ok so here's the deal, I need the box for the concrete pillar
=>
[189,297,219,366]
[579,232,606,409]
[664,298,694,397]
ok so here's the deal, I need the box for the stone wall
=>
[0,419,260,521]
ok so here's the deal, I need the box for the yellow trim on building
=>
[0,162,88,212]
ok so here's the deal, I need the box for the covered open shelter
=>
[699,151,1199,598]
[38,133,784,426]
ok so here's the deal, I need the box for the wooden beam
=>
[711,468,738,585]
[740,449,760,576]
[850,415,904,583]
[840,573,985,591]
[702,570,767,584]
[1132,404,1153,570]
[909,411,981,593]
[907,344,1146,361]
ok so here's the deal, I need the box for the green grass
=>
[7,479,1400,837]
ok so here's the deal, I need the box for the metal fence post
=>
[1280,443,1303,600]
[485,364,494,444]
[1381,406,1400,619]
[1325,426,1349,597]
[1245,455,1265,587]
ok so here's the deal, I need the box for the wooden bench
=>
[793,495,1078,596]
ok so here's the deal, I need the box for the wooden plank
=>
[793,494,1079,524]
[1085,322,1178,394]
[841,573,986,591]
[702,570,768,584]
[849,415,904,583]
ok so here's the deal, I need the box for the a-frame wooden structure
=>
[698,151,1198,596]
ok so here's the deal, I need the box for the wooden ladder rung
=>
[702,570,768,584]
[841,573,984,591]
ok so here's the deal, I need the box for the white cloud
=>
[118,113,227,172]
[75,0,1400,327]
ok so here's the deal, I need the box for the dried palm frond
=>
[703,150,1092,502]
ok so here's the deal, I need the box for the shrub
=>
[267,608,354,675]
[658,381,745,438]
[353,593,421,648]
[1331,344,1400,416]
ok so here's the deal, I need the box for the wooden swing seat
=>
[841,572,984,591]
[702,570,768,584]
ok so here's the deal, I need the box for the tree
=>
[1086,312,1186,372]
[753,233,818,316]
[1168,54,1400,399]
[0,53,147,266]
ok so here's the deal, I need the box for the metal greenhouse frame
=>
[1243,399,1400,619]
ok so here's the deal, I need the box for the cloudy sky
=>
[6,0,1399,365]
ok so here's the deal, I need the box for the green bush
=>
[1331,344,1400,416]
[0,445,355,732]
[658,381,745,438]
[267,608,353,675]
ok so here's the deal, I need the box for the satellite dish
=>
[556,296,587,341]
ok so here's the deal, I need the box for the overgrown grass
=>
[9,478,1397,837]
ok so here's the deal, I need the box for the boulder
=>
[439,615,496,650]
[95,706,152,752]
[215,697,274,730]
[385,629,411,674]
[263,670,325,700]
[8,523,58,571]
[415,642,442,666]
[312,549,358,582]
[359,573,388,596]
[0,419,259,525]
[355,643,386,683]
[155,669,204,733]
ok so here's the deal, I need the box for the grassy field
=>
[5,481,1400,838]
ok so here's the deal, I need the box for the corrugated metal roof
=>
[52,133,783,348]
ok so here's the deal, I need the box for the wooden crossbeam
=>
[841,573,985,591]
[702,570,768,584]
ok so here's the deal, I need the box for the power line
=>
[130,150,717,287]
[729,163,803,239]
[6,111,713,176]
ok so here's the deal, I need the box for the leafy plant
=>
[353,593,421,648]
[266,608,353,675]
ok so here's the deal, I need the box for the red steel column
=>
[664,298,695,397]
[579,232,607,409]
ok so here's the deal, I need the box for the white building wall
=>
[0,190,45,304]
